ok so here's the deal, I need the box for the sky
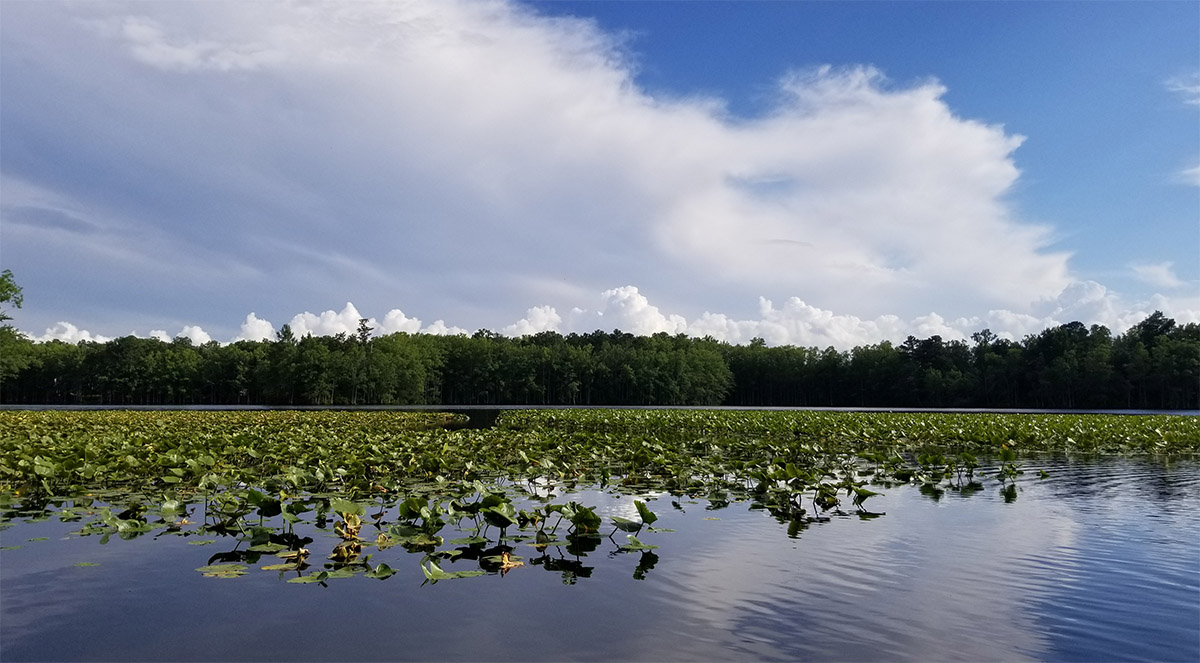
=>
[1,0,1197,349]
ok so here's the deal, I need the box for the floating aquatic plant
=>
[0,409,1196,584]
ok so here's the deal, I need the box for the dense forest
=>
[0,268,1195,409]
[1,311,1196,410]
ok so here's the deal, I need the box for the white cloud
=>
[420,320,468,336]
[1167,72,1200,106]
[502,305,563,337]
[1,1,1079,340]
[1015,280,1171,337]
[177,325,212,345]
[1168,74,1200,186]
[234,312,275,342]
[378,309,468,336]
[597,286,689,336]
[748,296,906,347]
[20,280,1200,352]
[287,302,365,339]
[99,15,286,72]
[977,309,1046,341]
[34,322,111,344]
[1180,163,1200,187]
[569,283,1200,347]
[283,304,467,338]
[148,326,212,344]
[379,309,422,335]
[651,64,1068,313]
[1131,262,1186,289]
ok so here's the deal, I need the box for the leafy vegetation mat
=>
[1,409,1196,584]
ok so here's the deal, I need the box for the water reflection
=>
[656,486,1074,661]
[1,459,1197,661]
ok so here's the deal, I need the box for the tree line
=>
[1,312,1196,410]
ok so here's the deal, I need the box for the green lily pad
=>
[611,516,642,533]
[634,500,658,526]
[619,535,659,552]
[364,562,396,580]
[329,499,365,517]
[195,564,248,573]
[287,572,329,584]
[422,560,485,581]
[196,563,248,578]
[248,542,287,553]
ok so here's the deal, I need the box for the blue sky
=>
[1,0,1197,348]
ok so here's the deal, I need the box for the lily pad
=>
[611,516,642,533]
[634,500,658,526]
[421,560,485,582]
[619,535,659,552]
[364,562,397,580]
[287,571,329,584]
[196,563,247,578]
[248,542,287,553]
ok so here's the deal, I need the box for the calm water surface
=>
[2,457,1197,662]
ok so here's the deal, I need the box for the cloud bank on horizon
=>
[2,1,1197,349]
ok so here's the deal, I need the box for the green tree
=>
[0,270,35,397]
[264,325,300,403]
[0,326,35,396]
[0,269,23,323]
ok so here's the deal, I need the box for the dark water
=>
[2,458,1198,662]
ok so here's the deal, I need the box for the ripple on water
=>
[636,459,1199,662]
[2,459,1198,662]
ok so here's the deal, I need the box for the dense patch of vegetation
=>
[2,312,1196,409]
[2,409,1195,498]
[1,409,1196,583]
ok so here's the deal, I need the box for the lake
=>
[1,456,1197,662]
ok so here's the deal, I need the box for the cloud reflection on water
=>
[0,459,1196,661]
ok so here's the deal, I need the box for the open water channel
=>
[1,456,1197,661]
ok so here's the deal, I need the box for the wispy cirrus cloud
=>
[1180,164,1200,187]
[1167,72,1200,106]
[1131,262,1186,290]
[1167,72,1200,186]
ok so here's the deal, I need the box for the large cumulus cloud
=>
[2,1,1191,346]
